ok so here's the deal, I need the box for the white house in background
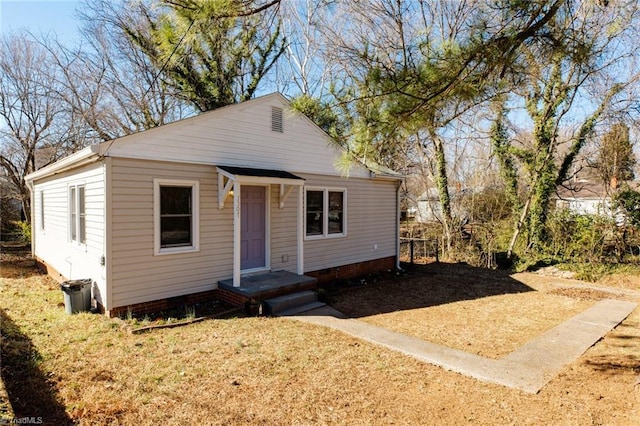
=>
[414,188,469,223]
[25,93,402,316]
[555,180,614,216]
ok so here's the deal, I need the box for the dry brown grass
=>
[2,254,640,425]
[356,293,592,358]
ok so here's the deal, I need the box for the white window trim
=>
[153,178,200,256]
[68,184,86,245]
[304,187,347,240]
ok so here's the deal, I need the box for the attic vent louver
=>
[271,106,283,133]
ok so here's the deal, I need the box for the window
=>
[40,191,45,231]
[328,190,344,234]
[305,188,346,239]
[69,185,86,244]
[154,179,199,255]
[306,190,323,236]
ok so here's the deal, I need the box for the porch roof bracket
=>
[218,173,234,209]
[279,184,295,209]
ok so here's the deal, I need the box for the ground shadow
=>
[0,246,42,280]
[584,354,640,374]
[584,321,640,375]
[326,262,535,319]
[0,309,71,425]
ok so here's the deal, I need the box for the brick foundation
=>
[107,289,219,318]
[217,288,251,307]
[306,256,397,285]
[46,255,397,317]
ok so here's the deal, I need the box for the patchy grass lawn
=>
[331,264,598,358]
[1,254,640,425]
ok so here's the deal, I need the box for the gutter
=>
[24,144,102,258]
[24,145,101,183]
[396,179,403,270]
[25,177,35,256]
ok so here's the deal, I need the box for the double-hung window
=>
[305,188,346,239]
[69,185,86,244]
[154,179,200,255]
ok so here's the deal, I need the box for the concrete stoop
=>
[263,290,325,316]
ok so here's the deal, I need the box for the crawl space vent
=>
[271,106,283,132]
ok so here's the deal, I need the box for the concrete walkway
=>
[288,299,637,394]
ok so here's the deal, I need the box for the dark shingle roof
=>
[217,165,304,180]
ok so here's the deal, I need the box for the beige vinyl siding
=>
[300,173,397,273]
[109,160,306,308]
[110,158,233,308]
[109,158,397,308]
[32,162,108,307]
[269,184,299,271]
[110,160,397,307]
[104,94,371,179]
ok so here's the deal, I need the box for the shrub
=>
[544,211,613,263]
[16,221,32,244]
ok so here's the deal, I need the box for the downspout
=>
[396,179,402,270]
[25,178,35,256]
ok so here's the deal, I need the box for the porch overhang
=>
[216,165,306,288]
[216,165,304,209]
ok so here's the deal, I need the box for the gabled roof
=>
[26,92,401,183]
[555,179,639,200]
[556,180,613,200]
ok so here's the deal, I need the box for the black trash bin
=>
[60,279,92,314]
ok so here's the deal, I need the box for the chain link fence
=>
[399,237,440,264]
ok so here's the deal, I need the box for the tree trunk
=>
[507,197,530,259]
[20,185,31,223]
[432,134,454,253]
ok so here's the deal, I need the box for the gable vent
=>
[271,106,283,133]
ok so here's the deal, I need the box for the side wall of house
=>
[32,162,107,307]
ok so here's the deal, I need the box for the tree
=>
[275,0,334,97]
[614,188,640,228]
[592,122,635,189]
[0,33,89,221]
[84,0,286,113]
[56,6,195,141]
[496,1,640,257]
[313,0,568,254]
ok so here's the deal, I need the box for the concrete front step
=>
[277,301,327,317]
[263,290,320,315]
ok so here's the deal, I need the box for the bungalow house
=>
[25,93,402,317]
[555,180,614,216]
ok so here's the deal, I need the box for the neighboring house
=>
[414,188,469,223]
[25,93,402,317]
[555,180,614,216]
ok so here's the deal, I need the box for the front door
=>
[241,186,266,270]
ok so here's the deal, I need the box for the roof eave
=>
[24,145,101,183]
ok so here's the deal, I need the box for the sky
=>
[0,0,82,44]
